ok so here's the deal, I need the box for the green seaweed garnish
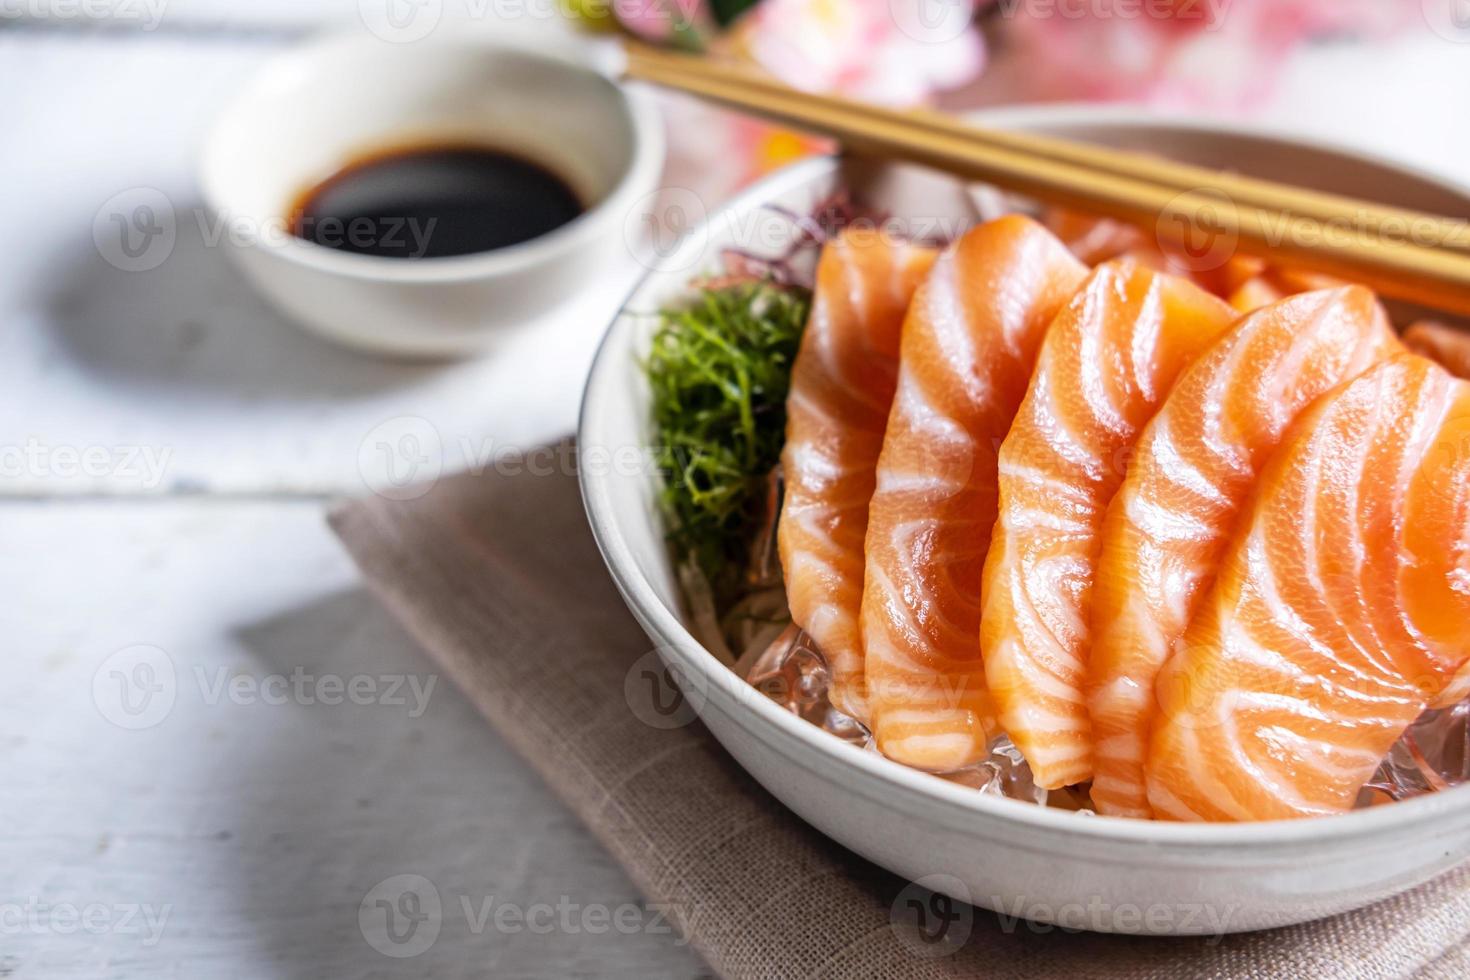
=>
[647,281,811,609]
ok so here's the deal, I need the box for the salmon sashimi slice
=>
[777,229,938,721]
[1041,205,1355,316]
[1042,206,1145,266]
[1194,255,1268,299]
[1227,276,1285,313]
[1147,354,1470,820]
[1404,328,1470,705]
[1435,660,1470,709]
[862,216,1088,771]
[1227,266,1349,314]
[980,260,1238,789]
[1267,267,1348,294]
[1404,320,1470,379]
[1042,208,1218,287]
[1086,287,1399,817]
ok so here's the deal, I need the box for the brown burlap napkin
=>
[330,443,1470,979]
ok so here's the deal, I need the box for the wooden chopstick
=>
[622,43,1470,317]
[626,43,1470,255]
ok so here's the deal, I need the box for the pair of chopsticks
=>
[621,43,1470,317]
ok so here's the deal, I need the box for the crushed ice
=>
[739,624,1470,813]
[738,623,1060,808]
[1360,700,1470,807]
[688,469,1469,814]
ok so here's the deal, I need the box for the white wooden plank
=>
[0,500,705,978]
[0,29,643,498]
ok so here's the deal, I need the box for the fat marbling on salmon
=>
[1148,354,1470,820]
[1087,287,1399,817]
[777,228,937,721]
[980,259,1238,790]
[861,215,1087,772]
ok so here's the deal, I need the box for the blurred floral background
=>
[565,0,1434,199]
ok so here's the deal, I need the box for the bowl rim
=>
[198,32,665,284]
[579,107,1470,849]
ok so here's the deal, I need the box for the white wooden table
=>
[4,8,1469,978]
[0,14,709,978]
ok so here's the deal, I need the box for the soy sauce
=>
[289,144,584,259]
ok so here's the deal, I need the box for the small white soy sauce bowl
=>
[201,33,663,358]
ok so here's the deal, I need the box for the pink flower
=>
[994,0,1415,109]
[733,0,988,106]
[651,0,989,203]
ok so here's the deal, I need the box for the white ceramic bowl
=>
[579,109,1470,935]
[200,33,662,357]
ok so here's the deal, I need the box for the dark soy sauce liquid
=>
[289,144,584,259]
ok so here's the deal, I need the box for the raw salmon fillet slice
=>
[1427,318,1470,709]
[1042,206,1144,265]
[862,216,1087,771]
[1404,320,1470,379]
[1087,287,1399,817]
[1040,207,1358,317]
[1227,267,1347,314]
[1404,325,1470,713]
[1042,207,1222,286]
[1147,354,1470,820]
[1227,276,1285,313]
[778,229,937,720]
[980,260,1237,789]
